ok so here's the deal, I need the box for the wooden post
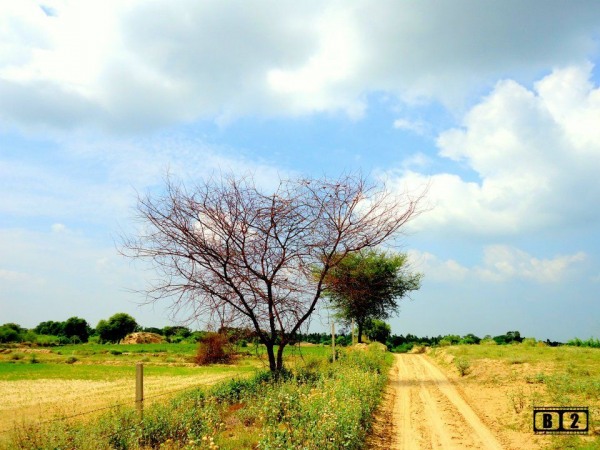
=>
[136,362,144,420]
[331,321,336,362]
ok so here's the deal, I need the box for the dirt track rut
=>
[390,354,504,450]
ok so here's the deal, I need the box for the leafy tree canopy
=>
[323,249,422,343]
[96,313,138,343]
[364,319,391,344]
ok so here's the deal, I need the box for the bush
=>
[455,357,470,376]
[65,356,78,364]
[195,332,232,365]
[521,337,537,346]
[393,343,413,353]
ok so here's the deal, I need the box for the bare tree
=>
[122,173,424,371]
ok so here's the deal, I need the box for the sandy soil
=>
[368,354,505,450]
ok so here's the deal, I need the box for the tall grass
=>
[7,345,391,450]
[567,337,600,348]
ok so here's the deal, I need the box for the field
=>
[429,344,600,449]
[0,342,390,449]
[2,341,600,449]
[0,343,253,444]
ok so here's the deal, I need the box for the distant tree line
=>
[0,317,575,349]
[0,313,198,345]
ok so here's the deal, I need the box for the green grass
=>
[5,344,392,450]
[0,362,254,381]
[0,342,337,382]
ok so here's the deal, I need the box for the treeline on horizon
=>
[1,314,598,350]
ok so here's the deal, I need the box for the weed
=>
[455,357,470,376]
[507,387,526,413]
[65,356,78,364]
[196,332,233,365]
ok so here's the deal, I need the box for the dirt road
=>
[388,353,504,450]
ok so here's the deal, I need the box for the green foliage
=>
[63,317,91,343]
[0,324,21,343]
[567,337,600,348]
[96,313,138,343]
[454,357,470,376]
[460,333,481,345]
[364,319,391,343]
[493,330,523,345]
[8,347,391,450]
[322,249,422,343]
[34,320,64,337]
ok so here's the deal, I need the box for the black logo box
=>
[533,407,589,435]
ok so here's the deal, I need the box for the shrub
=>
[455,357,470,376]
[393,343,413,353]
[195,332,232,365]
[65,356,78,364]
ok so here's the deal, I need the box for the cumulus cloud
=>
[475,245,586,283]
[1,1,599,132]
[408,250,469,283]
[409,246,586,284]
[389,64,600,236]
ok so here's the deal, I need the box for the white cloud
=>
[0,268,38,283]
[393,118,427,135]
[408,250,469,283]
[475,245,586,283]
[51,223,67,233]
[389,64,600,236]
[1,1,599,132]
[409,246,586,285]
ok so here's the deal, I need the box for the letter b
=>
[543,413,553,428]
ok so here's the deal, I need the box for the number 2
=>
[570,413,580,429]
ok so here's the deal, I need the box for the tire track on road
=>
[390,354,504,450]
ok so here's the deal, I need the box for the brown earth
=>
[121,332,164,344]
[367,353,506,449]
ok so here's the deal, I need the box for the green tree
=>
[63,317,91,343]
[96,313,138,343]
[323,249,422,343]
[34,320,64,336]
[364,319,391,344]
[0,324,21,343]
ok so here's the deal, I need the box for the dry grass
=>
[0,373,237,434]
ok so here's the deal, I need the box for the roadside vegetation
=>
[3,344,391,450]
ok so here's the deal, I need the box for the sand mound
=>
[122,332,164,344]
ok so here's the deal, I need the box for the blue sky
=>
[1,1,600,341]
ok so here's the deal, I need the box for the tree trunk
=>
[265,343,277,372]
[276,343,285,371]
[357,321,364,343]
